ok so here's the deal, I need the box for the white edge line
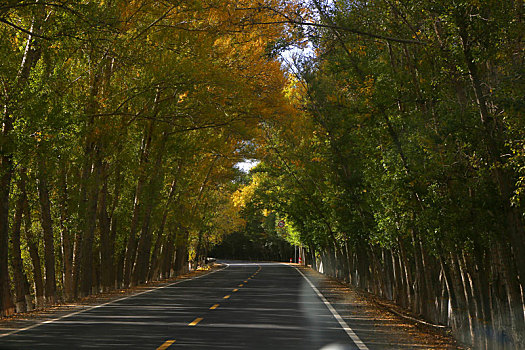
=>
[290,264,369,350]
[0,264,229,339]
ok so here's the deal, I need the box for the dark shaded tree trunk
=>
[161,227,176,279]
[132,131,169,285]
[37,159,56,305]
[148,178,178,281]
[194,230,205,270]
[0,130,15,316]
[123,120,155,287]
[149,233,166,282]
[115,249,125,289]
[72,143,94,297]
[174,231,189,276]
[79,151,102,297]
[20,170,44,309]
[58,160,74,301]
[107,161,122,289]
[10,177,31,312]
[99,163,113,292]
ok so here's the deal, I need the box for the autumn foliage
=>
[0,0,291,315]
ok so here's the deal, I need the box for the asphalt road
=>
[0,262,368,350]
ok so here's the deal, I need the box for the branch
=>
[133,3,180,40]
[1,1,114,30]
[0,17,51,40]
[168,120,234,134]
[236,6,425,45]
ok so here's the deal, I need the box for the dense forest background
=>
[1,1,524,349]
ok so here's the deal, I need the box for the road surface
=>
[0,262,370,349]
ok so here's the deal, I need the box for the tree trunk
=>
[58,160,74,301]
[107,161,122,289]
[111,217,120,288]
[115,248,125,289]
[123,120,155,287]
[72,143,94,297]
[383,248,394,301]
[0,95,15,318]
[467,249,490,349]
[79,150,102,297]
[37,158,56,305]
[92,242,101,295]
[149,234,166,282]
[99,163,113,292]
[174,231,189,276]
[194,230,204,270]
[458,252,481,348]
[148,178,178,281]
[449,253,473,345]
[130,197,157,285]
[497,243,525,347]
[162,231,176,279]
[398,239,414,311]
[20,170,44,309]
[10,176,31,312]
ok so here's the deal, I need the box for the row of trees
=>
[240,0,525,349]
[0,0,291,315]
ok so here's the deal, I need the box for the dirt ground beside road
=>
[300,265,463,349]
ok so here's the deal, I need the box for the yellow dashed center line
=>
[182,267,264,336]
[157,340,176,350]
[189,317,203,326]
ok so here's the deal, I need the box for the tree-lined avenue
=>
[2,1,524,348]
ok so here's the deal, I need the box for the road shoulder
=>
[296,264,464,350]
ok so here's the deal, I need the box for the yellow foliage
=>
[232,174,261,208]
